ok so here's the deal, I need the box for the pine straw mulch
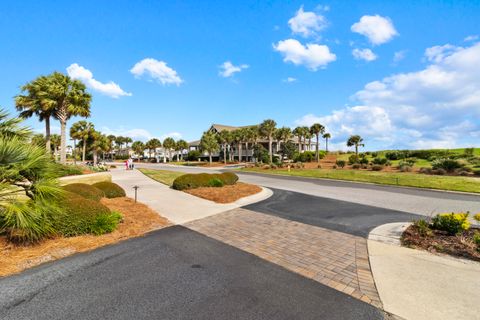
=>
[0,197,171,277]
[184,182,262,203]
[401,225,480,262]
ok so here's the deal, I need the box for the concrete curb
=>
[368,222,411,246]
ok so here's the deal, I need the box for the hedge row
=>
[172,172,239,190]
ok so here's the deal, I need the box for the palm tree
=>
[70,120,94,162]
[163,137,176,162]
[0,109,31,139]
[323,133,331,152]
[200,131,219,165]
[310,123,325,162]
[276,127,292,153]
[90,131,109,165]
[217,130,231,164]
[124,137,133,149]
[300,126,310,151]
[233,129,247,162]
[15,75,56,153]
[50,134,61,161]
[31,133,46,147]
[131,141,145,160]
[107,135,116,160]
[292,127,303,153]
[46,72,92,164]
[259,119,277,163]
[347,135,364,157]
[175,139,188,161]
[244,127,257,162]
[146,138,161,161]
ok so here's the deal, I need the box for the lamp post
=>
[133,185,139,203]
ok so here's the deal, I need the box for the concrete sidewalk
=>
[368,224,480,320]
[110,168,272,224]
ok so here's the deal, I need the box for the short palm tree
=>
[146,138,162,161]
[50,134,61,161]
[310,123,325,162]
[323,133,331,152]
[200,131,219,165]
[163,137,176,162]
[175,139,188,161]
[70,120,95,162]
[90,131,109,165]
[259,119,277,163]
[131,141,145,160]
[347,135,364,157]
[217,130,231,164]
[276,127,292,153]
[292,127,303,152]
[244,127,257,162]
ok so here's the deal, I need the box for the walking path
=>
[110,168,272,224]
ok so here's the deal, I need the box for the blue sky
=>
[1,0,479,150]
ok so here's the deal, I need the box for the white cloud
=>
[294,42,480,150]
[351,15,398,45]
[218,61,249,78]
[273,39,336,71]
[464,35,479,42]
[352,48,377,62]
[130,58,183,86]
[66,63,131,98]
[283,77,297,83]
[424,44,462,63]
[393,50,406,63]
[288,6,328,38]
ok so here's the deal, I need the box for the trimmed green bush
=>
[335,160,346,168]
[56,194,121,236]
[208,178,224,187]
[62,183,104,201]
[431,158,464,172]
[92,182,126,198]
[172,172,239,190]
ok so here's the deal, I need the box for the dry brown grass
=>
[184,182,262,203]
[0,197,171,277]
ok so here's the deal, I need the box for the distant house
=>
[189,123,314,161]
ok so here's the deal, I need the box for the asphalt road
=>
[244,188,418,237]
[0,226,383,320]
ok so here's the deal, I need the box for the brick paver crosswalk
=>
[185,208,382,308]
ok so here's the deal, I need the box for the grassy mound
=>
[62,183,104,201]
[56,193,122,236]
[92,182,126,198]
[172,172,239,190]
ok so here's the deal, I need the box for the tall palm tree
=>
[217,130,231,164]
[300,126,309,151]
[347,135,364,157]
[323,133,331,152]
[259,119,277,163]
[124,137,133,149]
[244,127,257,162]
[50,134,61,161]
[233,129,247,162]
[41,72,91,164]
[15,75,56,153]
[310,123,325,162]
[200,131,219,165]
[70,120,94,162]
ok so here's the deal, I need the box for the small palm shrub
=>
[431,158,464,173]
[413,219,432,237]
[372,157,388,165]
[348,154,358,165]
[172,172,239,190]
[63,183,104,201]
[335,160,346,168]
[431,213,470,235]
[56,194,121,236]
[92,182,126,198]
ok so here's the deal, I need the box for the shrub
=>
[207,178,224,187]
[371,152,378,157]
[351,164,361,169]
[186,150,202,161]
[56,195,120,236]
[432,168,446,175]
[63,183,104,201]
[348,154,359,165]
[372,157,388,165]
[92,182,126,198]
[371,165,383,171]
[399,158,416,167]
[172,172,239,190]
[431,158,464,172]
[473,232,480,250]
[474,213,480,222]
[413,219,432,237]
[431,213,470,235]
[399,165,412,172]
[359,158,369,165]
[419,167,432,174]
[336,160,346,168]
[53,163,84,177]
[294,151,315,162]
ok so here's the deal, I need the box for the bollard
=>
[133,185,139,203]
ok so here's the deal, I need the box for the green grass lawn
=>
[139,168,185,186]
[241,168,480,193]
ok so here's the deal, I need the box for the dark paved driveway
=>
[0,226,383,320]
[244,188,419,237]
